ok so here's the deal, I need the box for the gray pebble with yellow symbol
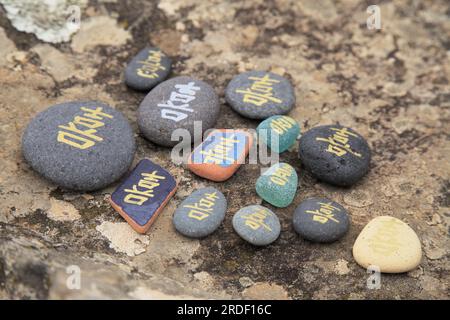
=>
[298,125,371,186]
[173,187,227,238]
[225,70,295,120]
[293,197,350,243]
[232,205,281,246]
[22,101,135,191]
[124,46,172,91]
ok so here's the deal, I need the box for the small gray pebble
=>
[225,70,295,119]
[22,101,136,191]
[124,47,171,91]
[138,76,220,147]
[232,205,280,246]
[173,187,227,238]
[298,125,371,186]
[293,197,350,243]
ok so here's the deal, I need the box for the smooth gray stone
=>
[225,70,295,119]
[173,187,227,238]
[232,205,280,246]
[138,76,220,147]
[124,46,171,91]
[298,125,371,186]
[22,101,136,191]
[293,197,350,243]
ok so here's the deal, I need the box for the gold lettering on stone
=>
[186,191,219,221]
[136,50,166,79]
[306,202,341,224]
[368,218,403,255]
[57,106,114,150]
[270,116,296,135]
[123,171,166,206]
[241,208,272,232]
[235,74,282,107]
[269,164,293,186]
[315,127,362,158]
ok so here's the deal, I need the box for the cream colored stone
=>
[353,216,422,273]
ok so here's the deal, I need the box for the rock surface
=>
[0,0,449,300]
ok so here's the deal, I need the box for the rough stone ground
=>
[0,0,449,299]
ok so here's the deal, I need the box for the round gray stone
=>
[232,205,281,246]
[138,76,220,147]
[124,47,171,91]
[225,70,295,119]
[293,197,350,243]
[22,101,136,191]
[173,187,227,238]
[298,125,371,186]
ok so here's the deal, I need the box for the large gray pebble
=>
[298,125,371,186]
[22,101,135,191]
[173,187,227,238]
[124,47,171,91]
[138,76,220,147]
[293,197,350,243]
[232,205,280,246]
[225,70,295,119]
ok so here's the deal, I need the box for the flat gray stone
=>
[225,70,295,119]
[138,76,220,147]
[232,205,280,246]
[293,197,350,243]
[173,187,227,238]
[124,47,171,91]
[22,101,136,191]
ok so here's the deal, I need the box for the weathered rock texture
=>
[0,0,449,299]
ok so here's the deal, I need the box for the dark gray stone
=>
[22,101,136,191]
[124,47,171,91]
[232,205,280,246]
[225,70,295,119]
[138,76,220,147]
[298,125,371,186]
[173,187,227,238]
[293,197,350,243]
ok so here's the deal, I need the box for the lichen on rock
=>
[0,0,87,43]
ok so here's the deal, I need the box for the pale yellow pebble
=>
[352,216,422,273]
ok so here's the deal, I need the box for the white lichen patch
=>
[0,0,88,43]
[96,221,150,257]
[47,198,81,221]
